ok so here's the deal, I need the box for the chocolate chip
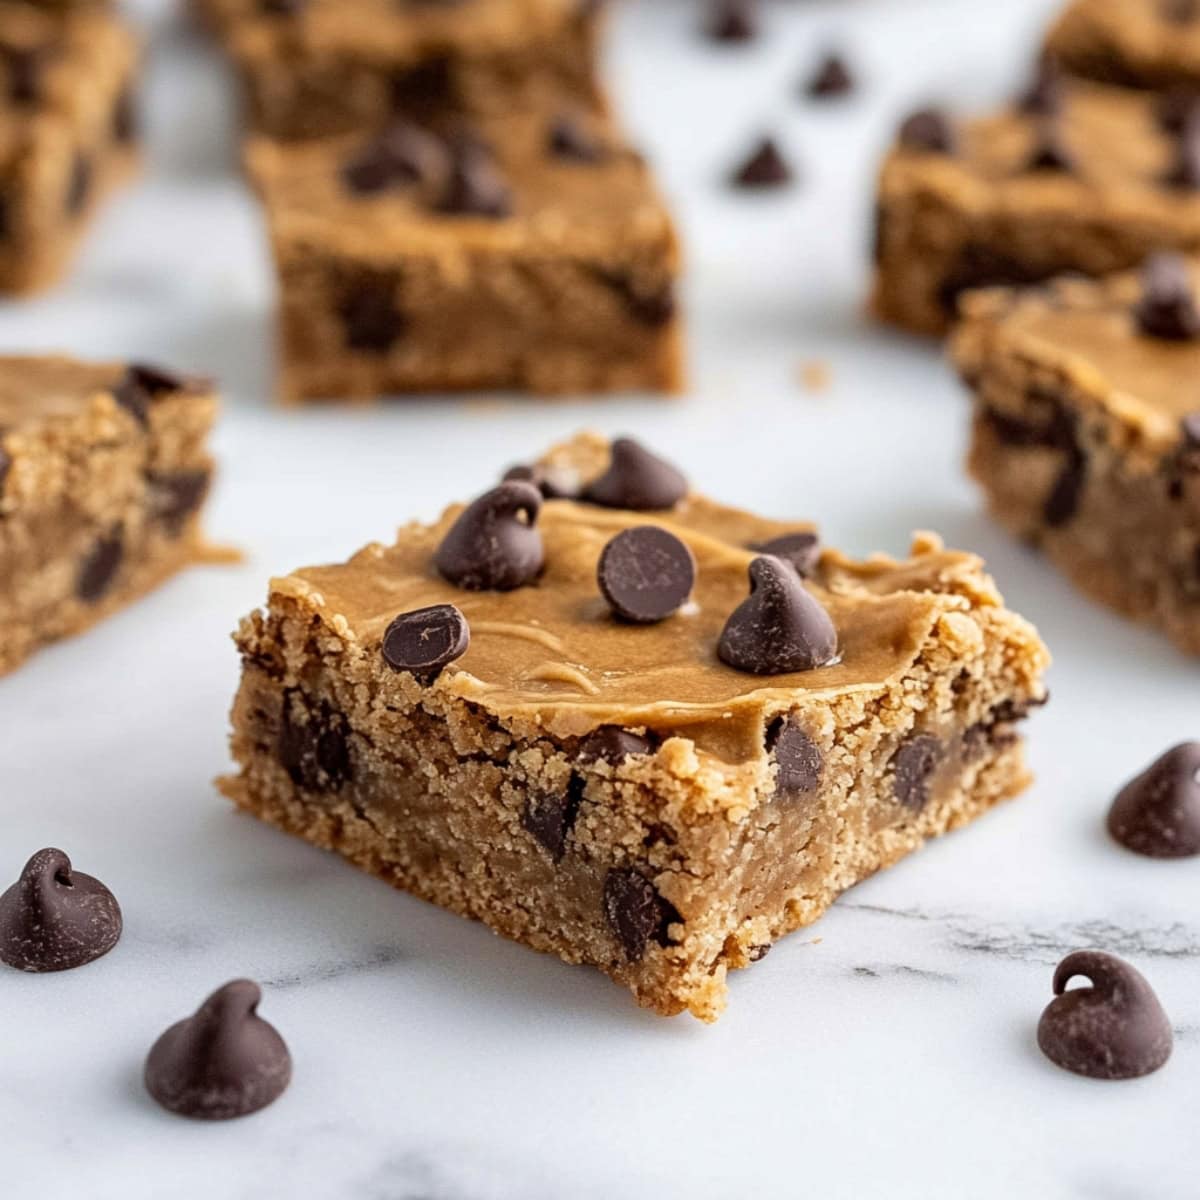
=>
[113,85,137,143]
[718,556,838,675]
[1107,743,1200,858]
[597,526,695,623]
[584,437,687,511]
[1043,445,1087,527]
[577,727,656,765]
[1161,0,1199,22]
[1016,55,1063,116]
[1037,951,1173,1080]
[749,531,820,577]
[730,136,792,188]
[937,243,1051,316]
[706,0,756,43]
[0,848,122,972]
[891,734,941,810]
[77,527,124,603]
[1134,252,1200,340]
[66,152,91,216]
[7,46,49,105]
[1162,120,1200,189]
[435,480,544,591]
[389,57,454,120]
[547,113,606,163]
[1024,118,1075,173]
[521,776,584,861]
[278,689,352,793]
[338,272,405,351]
[145,980,292,1119]
[259,0,306,13]
[435,139,511,218]
[602,868,680,961]
[593,269,677,327]
[767,717,822,798]
[1156,89,1200,135]
[381,603,469,681]
[147,468,211,537]
[501,462,580,500]
[804,52,854,99]
[113,362,184,426]
[898,108,955,154]
[340,122,445,194]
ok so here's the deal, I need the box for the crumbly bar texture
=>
[245,114,683,402]
[195,0,605,141]
[954,271,1200,655]
[1046,0,1200,91]
[0,357,221,676]
[871,81,1200,336]
[220,432,1050,1021]
[0,2,138,293]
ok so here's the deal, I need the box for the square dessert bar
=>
[0,357,220,676]
[221,433,1049,1020]
[0,2,137,293]
[953,255,1200,655]
[1046,0,1200,91]
[196,0,605,141]
[246,113,683,401]
[871,77,1200,336]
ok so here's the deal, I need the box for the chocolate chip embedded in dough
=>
[749,531,820,577]
[597,526,695,623]
[521,777,584,861]
[1024,117,1075,173]
[381,603,470,682]
[6,45,51,105]
[593,269,677,327]
[147,468,212,537]
[1161,0,1200,23]
[898,108,956,154]
[706,0,756,43]
[1162,120,1200,189]
[435,139,511,218]
[730,136,793,188]
[577,727,656,765]
[1155,89,1200,134]
[65,152,91,216]
[803,52,854,99]
[1107,742,1200,858]
[435,480,544,591]
[547,113,607,163]
[1037,951,1173,1080]
[113,361,186,426]
[277,689,353,793]
[258,0,307,14]
[1134,252,1200,341]
[340,122,446,194]
[891,733,941,810]
[337,273,406,352]
[584,437,688,511]
[0,848,122,972]
[1016,55,1064,116]
[602,868,681,961]
[76,526,124,603]
[144,979,292,1119]
[718,556,838,675]
[767,718,822,798]
[1043,445,1087,528]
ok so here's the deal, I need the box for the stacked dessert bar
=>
[200,0,683,401]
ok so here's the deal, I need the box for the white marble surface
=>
[1,0,1196,1196]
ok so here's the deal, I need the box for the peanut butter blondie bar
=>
[0,2,137,293]
[1046,0,1200,91]
[220,433,1049,1021]
[246,114,682,401]
[0,357,221,676]
[871,77,1200,336]
[954,253,1200,655]
[197,0,605,142]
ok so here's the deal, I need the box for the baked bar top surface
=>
[211,0,588,55]
[0,355,143,424]
[1047,0,1200,80]
[881,81,1196,222]
[245,115,672,258]
[265,434,1026,765]
[956,271,1200,433]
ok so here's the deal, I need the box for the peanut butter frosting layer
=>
[885,82,1200,223]
[270,439,1012,764]
[0,355,134,425]
[958,271,1200,431]
[245,114,672,260]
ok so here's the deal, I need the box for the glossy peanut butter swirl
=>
[277,447,999,764]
